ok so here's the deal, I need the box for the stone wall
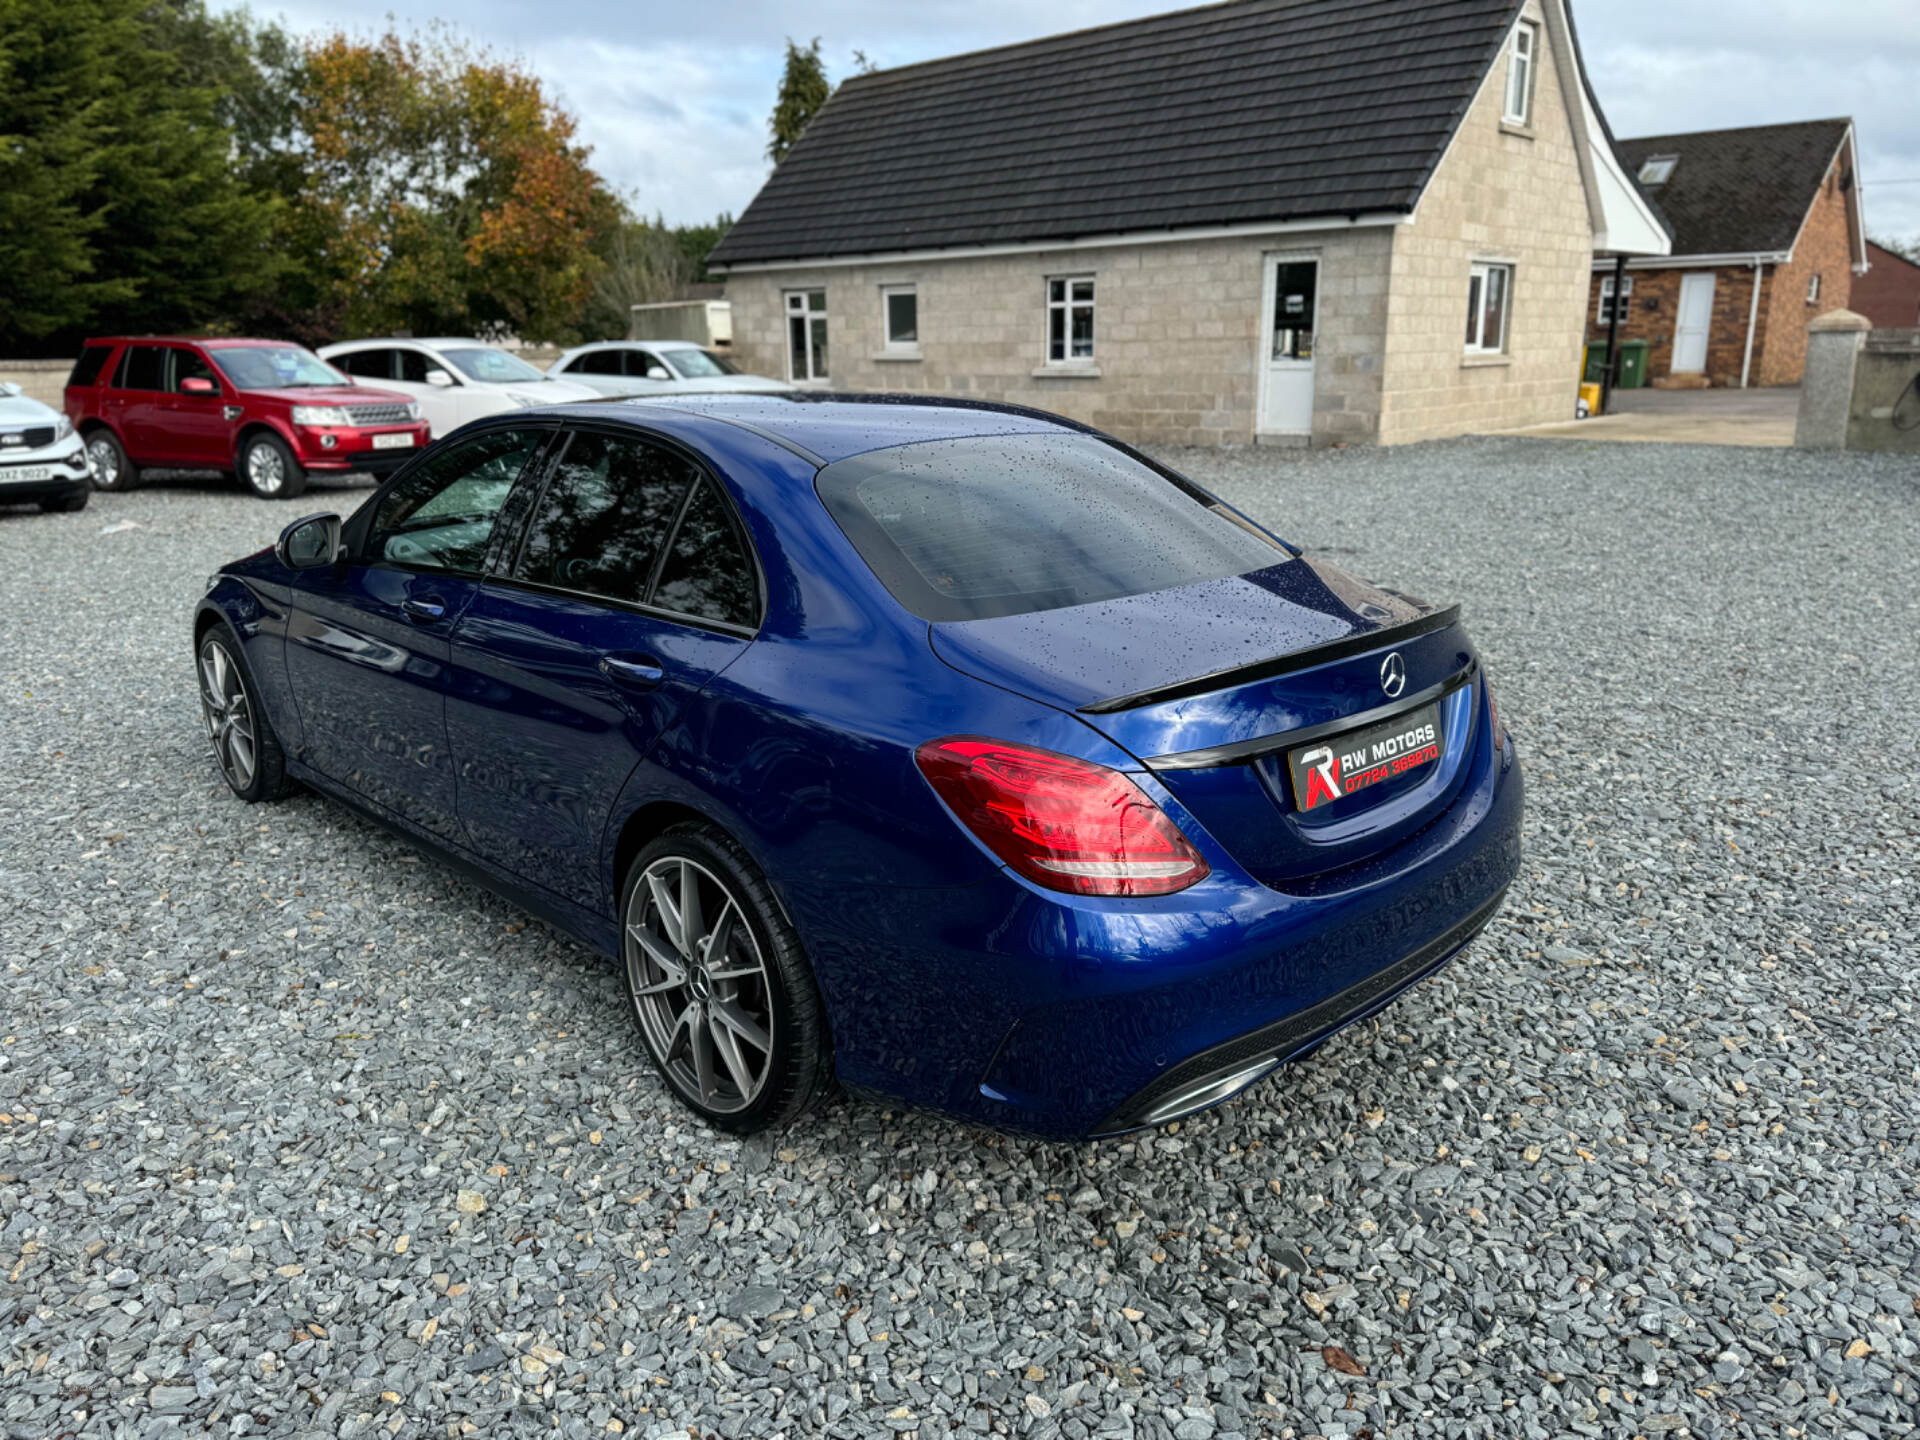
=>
[0,360,76,408]
[1376,0,1594,443]
[724,228,1395,448]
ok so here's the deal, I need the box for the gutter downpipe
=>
[1600,253,1625,415]
[1740,256,1764,389]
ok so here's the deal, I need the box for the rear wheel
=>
[620,824,834,1133]
[86,430,140,492]
[239,431,307,500]
[197,625,294,802]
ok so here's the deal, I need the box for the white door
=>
[1673,272,1717,374]
[1259,255,1318,434]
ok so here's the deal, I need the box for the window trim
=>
[1044,274,1097,366]
[1466,261,1515,356]
[1806,273,1822,304]
[1636,155,1678,187]
[1597,273,1635,325]
[879,283,920,356]
[1503,20,1538,126]
[784,288,830,385]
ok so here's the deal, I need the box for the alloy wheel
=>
[625,856,775,1113]
[87,436,117,486]
[246,441,285,495]
[197,637,257,791]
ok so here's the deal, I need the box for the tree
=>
[767,37,830,165]
[675,213,735,284]
[579,219,694,340]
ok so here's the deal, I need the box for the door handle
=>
[401,595,447,622]
[599,654,665,688]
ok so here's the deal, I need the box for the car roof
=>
[83,336,290,348]
[321,338,496,351]
[570,339,704,351]
[556,392,1090,467]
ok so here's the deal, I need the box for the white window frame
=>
[1503,20,1538,126]
[1806,273,1822,304]
[1466,261,1515,355]
[784,289,829,384]
[1044,275,1096,365]
[880,284,919,355]
[1636,155,1678,187]
[1597,273,1634,325]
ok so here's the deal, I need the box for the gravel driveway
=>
[2,441,1915,1440]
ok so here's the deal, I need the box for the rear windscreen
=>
[814,432,1290,622]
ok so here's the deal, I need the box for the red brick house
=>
[1853,241,1920,329]
[1587,118,1866,386]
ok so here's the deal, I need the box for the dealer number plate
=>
[1287,702,1444,813]
[372,432,416,450]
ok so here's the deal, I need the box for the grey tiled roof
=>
[1612,119,1852,257]
[709,0,1525,267]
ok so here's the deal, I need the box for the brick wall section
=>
[723,227,1395,448]
[1853,243,1920,329]
[1760,156,1856,385]
[1376,0,1594,443]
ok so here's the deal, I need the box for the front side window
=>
[1046,276,1095,363]
[437,347,546,384]
[1597,273,1634,325]
[1466,262,1514,354]
[514,430,696,604]
[882,285,919,351]
[786,290,829,382]
[625,349,669,380]
[368,428,544,574]
[115,345,167,391]
[208,345,346,391]
[1504,20,1537,125]
[816,432,1289,623]
[169,348,220,393]
[666,349,737,379]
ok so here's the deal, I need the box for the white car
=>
[0,382,92,513]
[317,338,599,438]
[546,340,793,398]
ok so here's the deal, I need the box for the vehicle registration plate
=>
[1287,701,1444,813]
[0,465,55,484]
[372,433,416,450]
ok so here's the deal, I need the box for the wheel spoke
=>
[689,1014,717,1101]
[645,871,686,955]
[664,1001,699,1063]
[702,900,737,967]
[710,1017,757,1098]
[229,729,254,780]
[709,999,770,1053]
[199,655,222,707]
[706,963,760,982]
[680,861,705,957]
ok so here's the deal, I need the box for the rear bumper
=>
[787,717,1524,1139]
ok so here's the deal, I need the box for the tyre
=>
[238,431,308,500]
[620,823,834,1133]
[40,489,90,513]
[86,430,140,492]
[196,625,295,802]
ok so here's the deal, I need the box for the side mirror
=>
[646,366,671,381]
[425,369,454,388]
[276,512,343,571]
[181,377,217,395]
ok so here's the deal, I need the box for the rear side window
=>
[68,346,113,389]
[334,349,393,380]
[116,345,167,391]
[515,431,696,603]
[653,478,758,627]
[815,432,1290,622]
[574,351,622,375]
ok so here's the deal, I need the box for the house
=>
[707,0,1668,448]
[1589,119,1867,388]
[1853,241,1920,330]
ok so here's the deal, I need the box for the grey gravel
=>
[2,443,1916,1440]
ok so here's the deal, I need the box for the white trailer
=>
[629,300,733,349]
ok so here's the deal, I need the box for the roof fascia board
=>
[1545,0,1670,255]
[1776,124,1864,273]
[708,212,1412,275]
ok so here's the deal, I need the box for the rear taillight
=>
[914,736,1210,898]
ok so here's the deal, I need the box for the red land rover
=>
[64,338,432,500]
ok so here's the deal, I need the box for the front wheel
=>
[620,824,834,1133]
[86,430,140,492]
[196,626,294,802]
[238,431,307,500]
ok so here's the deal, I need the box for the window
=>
[514,430,696,604]
[815,432,1289,623]
[1636,155,1678,187]
[786,290,829,382]
[573,350,624,376]
[881,285,919,352]
[207,345,345,390]
[68,345,113,390]
[438,348,546,384]
[115,345,167,391]
[1807,273,1822,304]
[1466,262,1514,355]
[368,428,544,574]
[396,349,440,384]
[1046,276,1095,363]
[625,349,669,379]
[332,348,394,381]
[1503,20,1537,125]
[169,348,220,393]
[663,349,737,379]
[1270,260,1317,360]
[652,478,759,628]
[1597,273,1634,325]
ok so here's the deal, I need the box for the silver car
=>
[547,340,792,398]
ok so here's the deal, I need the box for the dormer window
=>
[1637,155,1678,186]
[1503,21,1538,125]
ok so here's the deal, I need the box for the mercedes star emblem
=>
[1380,652,1407,699]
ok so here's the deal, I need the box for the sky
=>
[226,0,1920,244]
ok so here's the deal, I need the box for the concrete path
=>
[1499,384,1799,446]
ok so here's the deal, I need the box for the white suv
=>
[317,338,597,438]
[1,383,91,513]
[548,340,793,398]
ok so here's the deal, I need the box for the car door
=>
[284,425,553,841]
[559,349,627,396]
[444,424,760,909]
[157,347,232,467]
[112,345,169,459]
[621,347,677,393]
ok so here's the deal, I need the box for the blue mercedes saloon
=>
[193,395,1522,1138]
